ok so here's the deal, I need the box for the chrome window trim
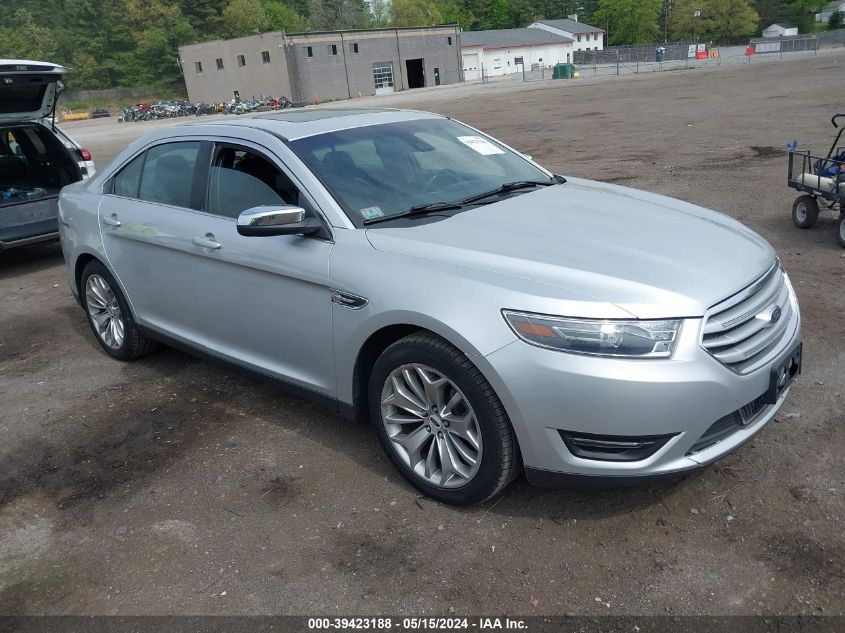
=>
[99,132,337,240]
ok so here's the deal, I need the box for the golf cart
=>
[787,113,845,248]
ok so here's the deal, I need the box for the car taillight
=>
[80,148,92,161]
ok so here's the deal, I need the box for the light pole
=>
[693,9,701,43]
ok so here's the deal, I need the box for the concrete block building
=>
[179,25,463,105]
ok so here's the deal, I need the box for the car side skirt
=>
[139,327,359,422]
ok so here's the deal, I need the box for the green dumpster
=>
[552,63,576,79]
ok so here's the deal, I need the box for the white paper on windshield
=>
[359,206,384,220]
[457,136,505,156]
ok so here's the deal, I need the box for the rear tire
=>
[80,260,157,361]
[792,195,819,229]
[368,332,520,505]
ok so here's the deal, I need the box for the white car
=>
[0,59,93,250]
[53,123,96,179]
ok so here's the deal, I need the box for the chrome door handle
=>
[192,234,221,250]
[101,214,121,227]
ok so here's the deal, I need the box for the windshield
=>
[288,118,551,226]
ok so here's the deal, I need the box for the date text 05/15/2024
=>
[307,617,528,630]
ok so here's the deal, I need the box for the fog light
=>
[559,431,675,462]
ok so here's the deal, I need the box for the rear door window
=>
[137,141,201,209]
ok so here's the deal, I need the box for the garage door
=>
[373,62,395,95]
[462,53,480,81]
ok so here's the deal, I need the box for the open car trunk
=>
[0,60,82,247]
[0,122,82,244]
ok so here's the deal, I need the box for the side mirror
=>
[236,205,320,237]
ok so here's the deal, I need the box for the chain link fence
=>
[518,29,845,83]
[522,64,558,82]
[573,42,696,65]
[818,28,845,46]
[750,35,818,54]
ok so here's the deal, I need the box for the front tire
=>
[837,214,845,249]
[792,195,819,229]
[80,260,157,361]
[368,332,520,505]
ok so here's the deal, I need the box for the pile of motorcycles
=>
[120,96,293,123]
[121,100,195,122]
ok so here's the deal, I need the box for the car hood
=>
[365,177,775,318]
[0,60,67,123]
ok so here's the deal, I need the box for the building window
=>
[352,42,359,54]
[306,46,313,57]
[577,35,582,42]
[261,51,270,63]
[447,36,452,45]
[216,58,224,70]
[594,34,599,41]
[237,54,246,67]
[194,61,203,73]
[373,62,394,90]
[330,44,338,55]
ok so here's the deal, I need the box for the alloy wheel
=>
[380,363,482,488]
[85,274,125,349]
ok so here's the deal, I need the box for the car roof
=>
[184,108,443,141]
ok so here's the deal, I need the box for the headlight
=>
[502,311,681,358]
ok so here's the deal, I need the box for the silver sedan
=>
[58,109,802,504]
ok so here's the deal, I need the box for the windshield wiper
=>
[362,175,566,226]
[461,176,565,205]
[363,201,465,226]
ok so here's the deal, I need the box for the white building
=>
[761,23,799,38]
[528,18,605,52]
[816,1,845,22]
[460,28,574,80]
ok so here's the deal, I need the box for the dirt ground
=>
[1,54,843,617]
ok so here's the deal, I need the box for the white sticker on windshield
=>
[359,206,384,220]
[457,136,505,156]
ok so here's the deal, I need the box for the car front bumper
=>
[477,314,801,484]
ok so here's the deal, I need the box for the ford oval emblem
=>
[769,305,782,324]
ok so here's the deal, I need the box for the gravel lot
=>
[1,54,843,616]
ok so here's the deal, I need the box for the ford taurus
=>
[58,109,802,504]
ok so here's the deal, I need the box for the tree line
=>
[0,1,836,90]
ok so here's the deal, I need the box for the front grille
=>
[739,394,766,421]
[687,393,768,454]
[701,264,794,373]
[688,413,742,454]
